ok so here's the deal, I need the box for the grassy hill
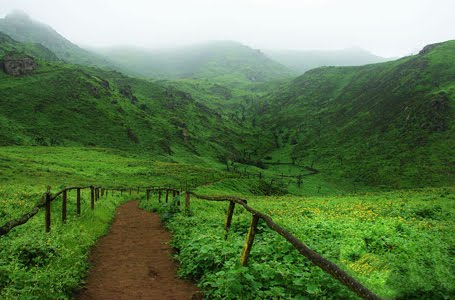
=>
[252,41,455,188]
[0,31,58,61]
[0,36,270,166]
[265,47,392,74]
[0,11,114,68]
[97,41,296,84]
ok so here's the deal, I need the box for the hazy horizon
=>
[0,0,454,57]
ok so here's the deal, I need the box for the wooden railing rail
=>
[0,185,142,237]
[146,187,383,300]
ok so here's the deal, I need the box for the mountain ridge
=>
[96,40,296,84]
[265,47,393,73]
[0,11,115,68]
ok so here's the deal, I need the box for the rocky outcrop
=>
[1,53,37,76]
[419,42,444,55]
[120,84,138,103]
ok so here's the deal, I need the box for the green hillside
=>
[252,41,455,188]
[97,41,296,84]
[0,31,58,61]
[1,33,454,190]
[0,11,114,68]
[0,38,268,165]
[265,48,392,74]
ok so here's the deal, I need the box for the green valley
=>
[0,9,454,300]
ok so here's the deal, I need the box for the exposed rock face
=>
[419,42,443,55]
[2,53,37,76]
[101,79,110,89]
[120,84,138,103]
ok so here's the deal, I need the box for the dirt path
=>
[76,201,199,300]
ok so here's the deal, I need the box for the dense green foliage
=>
[140,184,454,299]
[0,43,265,163]
[0,191,129,299]
[252,41,455,188]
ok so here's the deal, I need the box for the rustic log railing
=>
[0,179,211,237]
[0,185,150,236]
[146,187,383,300]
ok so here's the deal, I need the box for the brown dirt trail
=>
[76,201,199,300]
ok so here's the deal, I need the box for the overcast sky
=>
[0,0,454,57]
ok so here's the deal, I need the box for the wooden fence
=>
[0,185,145,236]
[146,187,383,300]
[0,178,213,237]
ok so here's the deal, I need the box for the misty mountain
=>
[0,11,114,68]
[96,41,296,84]
[0,34,266,160]
[265,48,392,73]
[0,31,58,61]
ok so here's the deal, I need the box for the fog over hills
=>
[265,47,393,73]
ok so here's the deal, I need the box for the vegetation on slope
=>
[141,183,454,299]
[0,31,58,61]
[0,11,114,68]
[252,41,455,188]
[0,38,267,164]
[97,41,296,84]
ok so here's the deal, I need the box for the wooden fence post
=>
[158,189,162,202]
[45,192,51,233]
[240,214,260,266]
[62,189,67,224]
[224,201,235,239]
[129,188,132,196]
[90,186,95,210]
[101,188,104,197]
[146,188,150,201]
[185,192,190,210]
[165,189,169,203]
[177,191,181,206]
[76,188,81,216]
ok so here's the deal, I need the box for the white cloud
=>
[0,0,454,56]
